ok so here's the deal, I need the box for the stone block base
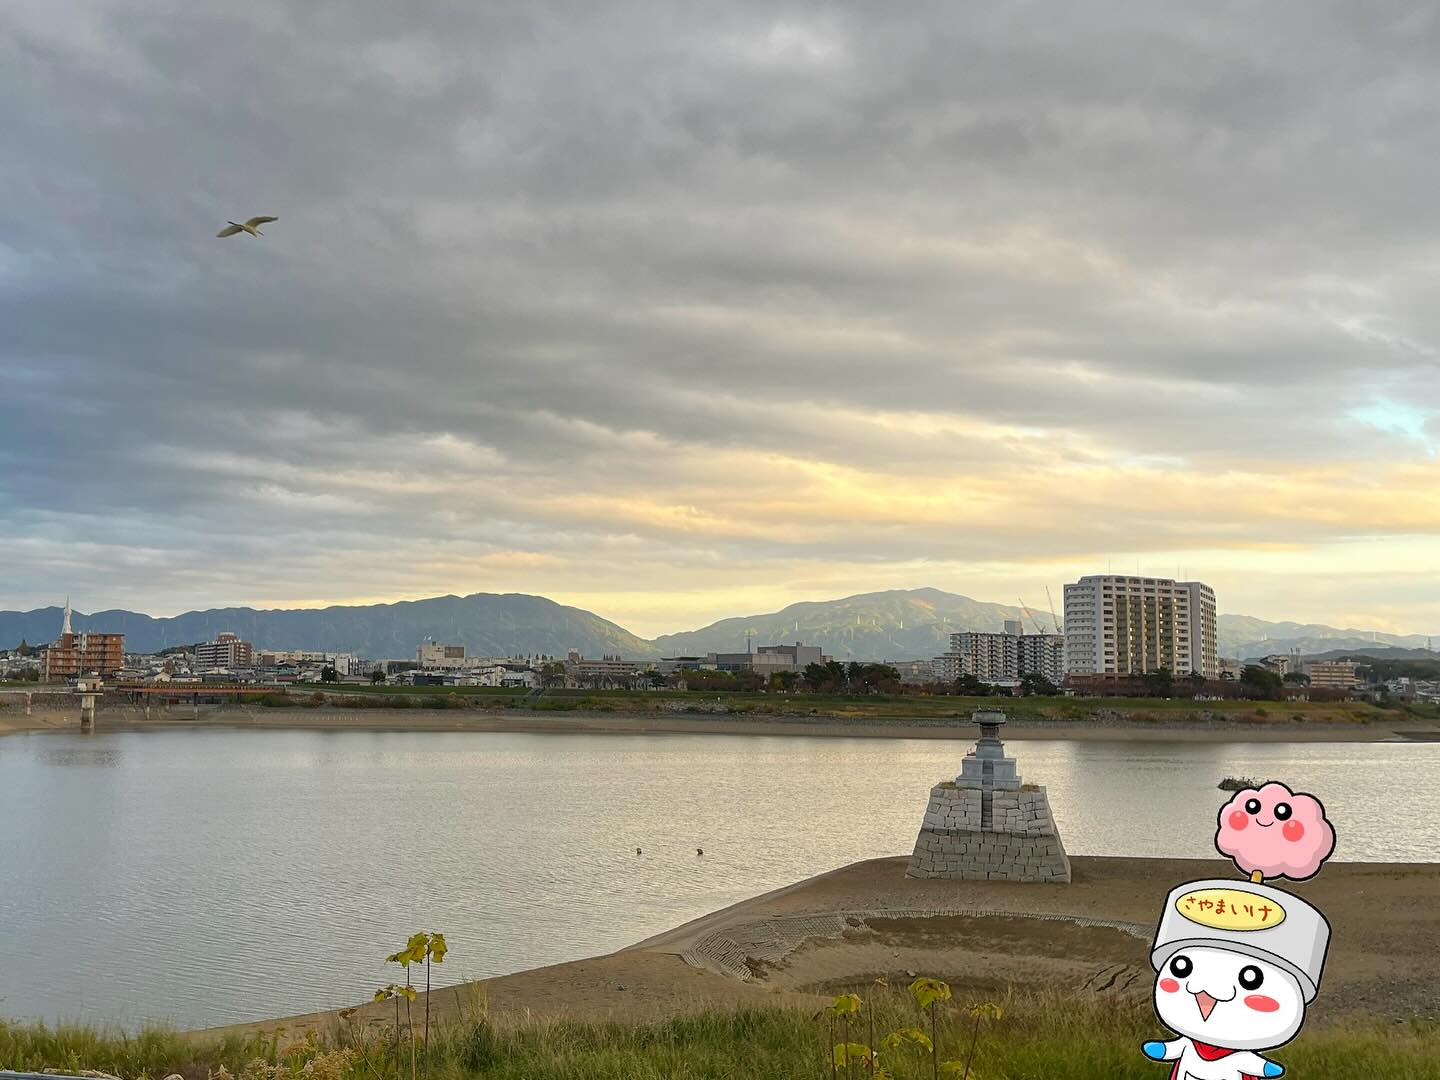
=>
[906,782,1071,883]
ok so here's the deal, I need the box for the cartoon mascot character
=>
[1142,782,1335,1080]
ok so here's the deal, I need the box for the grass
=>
[3,993,1436,1080]
[298,686,1435,725]
[14,674,1436,726]
[323,685,529,697]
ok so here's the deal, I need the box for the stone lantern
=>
[906,709,1070,882]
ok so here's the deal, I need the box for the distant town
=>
[4,575,1438,704]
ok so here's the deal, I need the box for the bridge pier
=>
[75,678,102,733]
[24,692,32,717]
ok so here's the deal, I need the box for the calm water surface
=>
[2,728,1436,1029]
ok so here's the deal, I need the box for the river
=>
[1,727,1436,1029]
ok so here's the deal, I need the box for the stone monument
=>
[906,709,1070,882]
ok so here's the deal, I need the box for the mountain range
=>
[1,594,657,660]
[2,588,1433,663]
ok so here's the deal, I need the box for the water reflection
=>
[0,727,1434,1031]
[37,746,124,768]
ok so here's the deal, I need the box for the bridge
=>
[110,683,280,697]
[4,682,289,730]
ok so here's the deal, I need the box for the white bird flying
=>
[216,216,278,238]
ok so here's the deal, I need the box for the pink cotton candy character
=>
[1215,782,1335,882]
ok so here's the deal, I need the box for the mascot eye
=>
[1239,965,1265,990]
[1169,955,1193,979]
[1274,802,1293,820]
[1244,798,1261,814]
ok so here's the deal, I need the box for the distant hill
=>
[0,594,660,660]
[1300,646,1440,662]
[1217,615,1433,661]
[651,588,1036,661]
[5,588,1433,666]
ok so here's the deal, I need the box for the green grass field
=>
[301,683,1437,724]
[3,993,1435,1080]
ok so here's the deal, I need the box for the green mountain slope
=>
[1216,614,1432,660]
[0,593,660,660]
[651,587,1035,661]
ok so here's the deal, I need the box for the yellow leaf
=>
[832,1043,874,1067]
[882,1027,932,1053]
[825,992,862,1016]
[399,985,417,1001]
[428,933,448,963]
[909,977,952,1009]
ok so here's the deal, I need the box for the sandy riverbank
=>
[203,855,1439,1038]
[5,705,1436,742]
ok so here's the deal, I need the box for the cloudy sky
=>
[3,1,1438,637]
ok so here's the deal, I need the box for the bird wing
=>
[244,216,278,227]
[216,224,244,237]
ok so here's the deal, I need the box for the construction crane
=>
[1045,586,1063,635]
[1017,598,1046,636]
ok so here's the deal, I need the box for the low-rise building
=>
[705,642,825,675]
[651,656,708,675]
[567,656,640,679]
[195,632,254,671]
[1260,651,1303,676]
[1307,660,1360,689]
[40,601,124,680]
[256,649,360,678]
[417,642,468,669]
[888,659,937,685]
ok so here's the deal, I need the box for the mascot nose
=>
[1194,990,1219,1021]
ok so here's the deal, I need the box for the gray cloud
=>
[3,1,1439,633]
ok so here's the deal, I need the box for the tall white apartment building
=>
[1063,576,1218,678]
[934,630,1066,687]
[1017,633,1066,685]
[948,632,1020,684]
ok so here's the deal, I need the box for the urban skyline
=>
[12,574,1437,669]
[5,580,1437,654]
[12,598,1431,703]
